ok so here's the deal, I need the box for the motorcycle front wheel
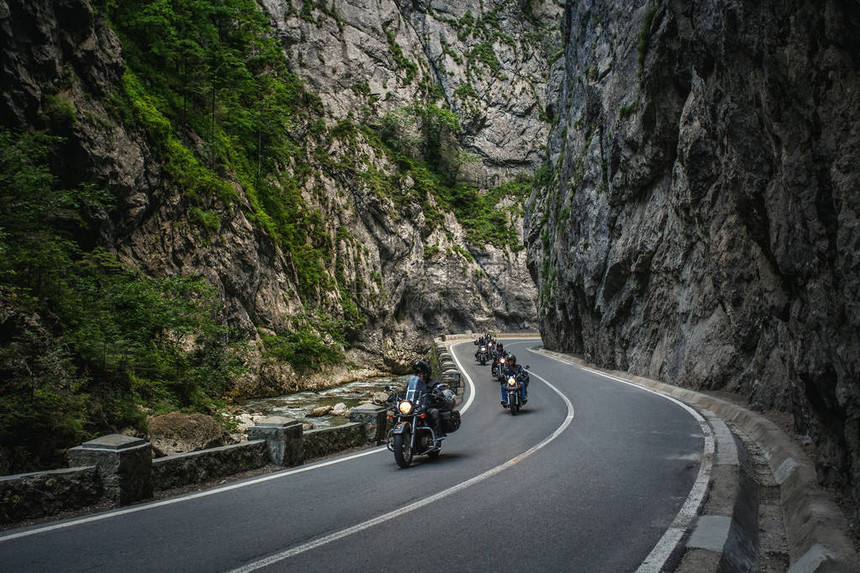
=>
[393,433,413,468]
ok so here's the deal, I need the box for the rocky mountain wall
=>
[0,0,559,396]
[262,0,562,186]
[526,0,860,516]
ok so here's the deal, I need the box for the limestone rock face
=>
[527,0,860,511]
[0,0,556,394]
[261,0,561,184]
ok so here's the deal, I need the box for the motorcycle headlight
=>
[398,400,413,415]
[480,346,486,352]
[507,377,517,387]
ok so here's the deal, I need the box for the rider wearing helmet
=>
[412,359,452,439]
[500,354,529,404]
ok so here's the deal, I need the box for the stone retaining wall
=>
[1,346,478,527]
[153,440,269,491]
[0,466,102,523]
[303,423,366,461]
[432,337,462,398]
[0,406,397,527]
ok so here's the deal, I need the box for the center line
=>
[228,351,574,573]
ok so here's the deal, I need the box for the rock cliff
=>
[526,0,860,516]
[0,0,558,397]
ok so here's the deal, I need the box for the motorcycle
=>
[386,375,460,468]
[475,345,489,365]
[492,355,508,379]
[502,374,523,415]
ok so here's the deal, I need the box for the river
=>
[240,374,409,429]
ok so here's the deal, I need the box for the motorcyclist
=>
[475,338,489,360]
[412,359,455,440]
[491,349,510,379]
[500,354,529,405]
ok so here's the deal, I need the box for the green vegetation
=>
[441,41,464,65]
[469,41,502,75]
[452,244,474,261]
[454,82,479,100]
[557,205,571,232]
[385,27,418,84]
[618,100,639,119]
[104,0,332,302]
[0,0,542,472]
[0,129,243,473]
[42,94,77,129]
[369,104,532,249]
[260,313,347,374]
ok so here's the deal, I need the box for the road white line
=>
[525,347,714,573]
[0,347,480,544]
[227,367,574,573]
[449,341,477,414]
[0,447,384,543]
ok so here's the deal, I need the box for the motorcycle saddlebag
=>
[442,410,461,433]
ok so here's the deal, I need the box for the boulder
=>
[147,412,232,458]
[307,406,333,417]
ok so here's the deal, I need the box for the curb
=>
[533,348,858,572]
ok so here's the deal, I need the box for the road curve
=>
[0,339,709,572]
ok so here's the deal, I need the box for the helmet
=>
[508,354,517,366]
[412,359,432,377]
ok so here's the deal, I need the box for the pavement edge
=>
[532,347,859,572]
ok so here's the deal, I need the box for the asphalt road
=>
[0,340,709,572]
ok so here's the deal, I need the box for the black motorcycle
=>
[502,374,523,415]
[386,375,460,468]
[475,345,489,365]
[492,354,508,379]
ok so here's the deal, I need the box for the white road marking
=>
[0,347,481,545]
[525,346,714,573]
[227,355,574,573]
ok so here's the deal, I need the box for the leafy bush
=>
[103,0,330,302]
[261,314,347,374]
[0,129,242,472]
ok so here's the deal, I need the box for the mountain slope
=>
[0,0,560,471]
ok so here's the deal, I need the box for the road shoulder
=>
[532,347,859,572]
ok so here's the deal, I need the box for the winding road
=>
[0,339,710,572]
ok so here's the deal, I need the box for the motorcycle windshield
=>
[404,375,428,404]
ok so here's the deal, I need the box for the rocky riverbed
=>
[236,375,406,431]
[147,375,406,458]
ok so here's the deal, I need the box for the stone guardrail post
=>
[349,405,388,445]
[67,434,152,506]
[247,416,303,467]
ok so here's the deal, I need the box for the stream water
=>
[240,374,409,429]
